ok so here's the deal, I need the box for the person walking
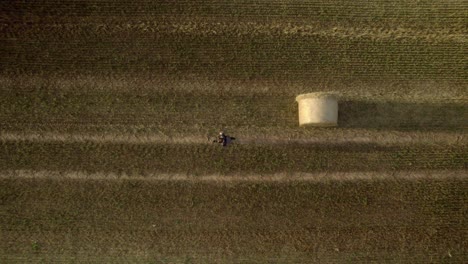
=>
[213,131,236,147]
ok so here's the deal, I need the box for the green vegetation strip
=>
[1,177,466,262]
[1,141,465,174]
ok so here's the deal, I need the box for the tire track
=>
[1,169,466,182]
[0,131,465,145]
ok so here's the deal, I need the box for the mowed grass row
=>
[1,89,466,133]
[0,141,465,174]
[2,0,466,80]
[2,0,465,24]
[1,177,466,262]
[3,26,465,80]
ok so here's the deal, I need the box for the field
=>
[1,1,467,263]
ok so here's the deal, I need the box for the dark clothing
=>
[217,134,235,146]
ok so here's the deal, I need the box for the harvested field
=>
[1,175,467,263]
[1,0,467,263]
[0,141,466,174]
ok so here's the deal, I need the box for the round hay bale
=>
[295,92,338,127]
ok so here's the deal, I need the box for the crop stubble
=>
[1,176,467,262]
[1,0,467,262]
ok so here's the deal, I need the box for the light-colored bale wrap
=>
[295,92,339,127]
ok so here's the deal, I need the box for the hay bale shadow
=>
[338,100,467,131]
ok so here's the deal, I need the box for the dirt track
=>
[1,170,466,182]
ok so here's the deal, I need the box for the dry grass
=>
[1,170,466,182]
[1,175,467,263]
[2,1,466,80]
[1,0,467,262]
[1,130,466,146]
[4,19,466,42]
[0,141,466,175]
[1,74,466,100]
[1,83,466,138]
